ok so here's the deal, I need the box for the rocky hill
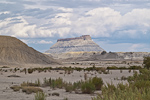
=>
[86,52,150,61]
[45,35,104,53]
[0,35,61,66]
[46,51,150,62]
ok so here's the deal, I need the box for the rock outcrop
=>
[46,51,150,62]
[45,35,104,53]
[0,35,61,66]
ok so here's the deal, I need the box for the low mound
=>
[0,35,61,66]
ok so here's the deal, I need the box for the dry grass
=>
[22,86,43,94]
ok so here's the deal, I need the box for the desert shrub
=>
[92,86,150,100]
[118,67,127,70]
[10,85,21,92]
[22,86,43,94]
[103,83,116,93]
[21,81,29,87]
[24,68,27,74]
[65,83,74,93]
[35,79,41,86]
[101,68,106,73]
[7,74,20,77]
[74,67,83,71]
[43,77,64,89]
[92,68,150,100]
[84,73,87,80]
[14,68,20,72]
[121,76,127,80]
[52,92,60,96]
[73,81,83,90]
[43,78,51,87]
[55,77,64,88]
[2,66,9,68]
[21,81,40,87]
[129,66,142,69]
[28,68,34,74]
[107,66,118,70]
[128,69,131,73]
[143,56,150,69]
[120,70,122,73]
[101,51,107,55]
[46,77,64,89]
[51,79,56,89]
[85,67,96,71]
[81,81,95,94]
[91,77,103,90]
[133,80,150,89]
[34,92,46,100]
[117,83,127,90]
[63,98,68,100]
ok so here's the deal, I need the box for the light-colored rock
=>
[45,35,104,53]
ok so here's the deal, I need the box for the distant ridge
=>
[0,35,61,66]
[46,35,104,53]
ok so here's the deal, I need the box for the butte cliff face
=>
[0,35,60,66]
[45,35,104,53]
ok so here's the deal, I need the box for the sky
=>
[0,0,150,52]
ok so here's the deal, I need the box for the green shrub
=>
[34,92,46,100]
[91,77,103,90]
[63,98,68,100]
[21,81,40,87]
[107,66,118,70]
[28,68,33,74]
[143,56,150,69]
[52,92,60,96]
[129,66,142,69]
[22,86,43,94]
[92,68,150,100]
[92,87,150,100]
[81,81,95,94]
[10,85,21,92]
[65,83,74,93]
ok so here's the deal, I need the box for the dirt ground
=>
[0,66,136,100]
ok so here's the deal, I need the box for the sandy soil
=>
[0,68,136,100]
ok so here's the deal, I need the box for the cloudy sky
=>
[0,0,150,52]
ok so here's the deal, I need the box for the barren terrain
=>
[0,65,137,100]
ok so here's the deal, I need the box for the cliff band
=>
[46,35,104,53]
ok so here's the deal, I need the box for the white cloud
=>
[95,40,150,52]
[122,9,150,27]
[129,44,149,52]
[0,11,10,15]
[0,7,150,39]
[71,7,121,37]
[38,40,53,44]
[0,1,15,4]
[58,7,73,12]
[0,0,149,52]
[0,16,56,38]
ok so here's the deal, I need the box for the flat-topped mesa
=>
[46,35,104,54]
[57,35,91,42]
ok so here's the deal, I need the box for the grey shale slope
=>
[0,35,61,65]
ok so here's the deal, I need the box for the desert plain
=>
[0,61,141,100]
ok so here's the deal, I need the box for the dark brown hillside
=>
[0,35,61,65]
